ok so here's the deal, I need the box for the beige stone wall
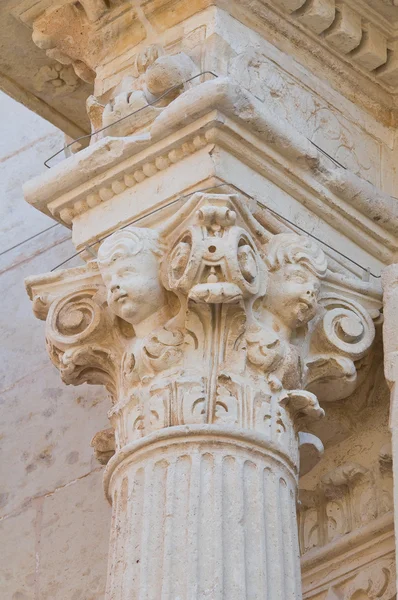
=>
[0,92,110,600]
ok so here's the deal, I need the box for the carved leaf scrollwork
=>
[305,295,375,402]
[45,288,118,396]
[140,327,185,376]
[279,389,324,425]
[326,557,396,600]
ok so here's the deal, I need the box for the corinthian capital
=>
[26,193,378,472]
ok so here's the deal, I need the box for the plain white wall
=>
[0,91,111,600]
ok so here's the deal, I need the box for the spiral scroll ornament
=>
[317,296,375,360]
[44,288,119,396]
[305,295,376,402]
[46,289,104,347]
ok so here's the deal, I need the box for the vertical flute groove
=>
[138,462,152,600]
[186,453,201,600]
[244,460,265,600]
[160,459,176,600]
[125,467,144,599]
[107,440,300,600]
[147,460,168,600]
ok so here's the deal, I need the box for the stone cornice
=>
[9,0,398,121]
[24,79,398,267]
[252,0,398,95]
[1,0,397,134]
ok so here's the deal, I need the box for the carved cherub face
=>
[265,234,327,331]
[266,263,321,329]
[98,227,165,327]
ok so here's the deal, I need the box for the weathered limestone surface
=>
[382,264,398,594]
[4,0,398,598]
[26,188,380,597]
[3,0,398,132]
[38,470,110,600]
[300,369,395,598]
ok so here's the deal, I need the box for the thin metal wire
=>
[308,140,347,170]
[50,181,381,279]
[255,199,381,278]
[0,223,63,258]
[44,71,219,169]
[309,140,398,204]
[41,69,387,277]
[50,183,231,271]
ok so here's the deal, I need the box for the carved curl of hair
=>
[266,233,327,278]
[97,226,163,267]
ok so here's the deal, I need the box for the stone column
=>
[382,264,398,590]
[26,192,378,599]
[104,427,301,600]
[21,3,380,597]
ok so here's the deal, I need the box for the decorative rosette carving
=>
[165,199,266,305]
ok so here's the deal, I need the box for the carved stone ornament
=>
[325,558,396,600]
[87,45,198,138]
[33,63,79,96]
[26,192,378,600]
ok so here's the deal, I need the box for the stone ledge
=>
[23,78,398,265]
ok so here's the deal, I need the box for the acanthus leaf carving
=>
[45,287,122,399]
[279,389,325,425]
[90,428,116,465]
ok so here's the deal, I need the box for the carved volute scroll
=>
[45,286,123,399]
[305,294,376,402]
[26,192,378,473]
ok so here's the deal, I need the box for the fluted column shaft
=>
[104,426,301,600]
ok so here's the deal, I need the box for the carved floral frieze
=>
[324,557,396,600]
[26,193,379,472]
[299,443,393,555]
